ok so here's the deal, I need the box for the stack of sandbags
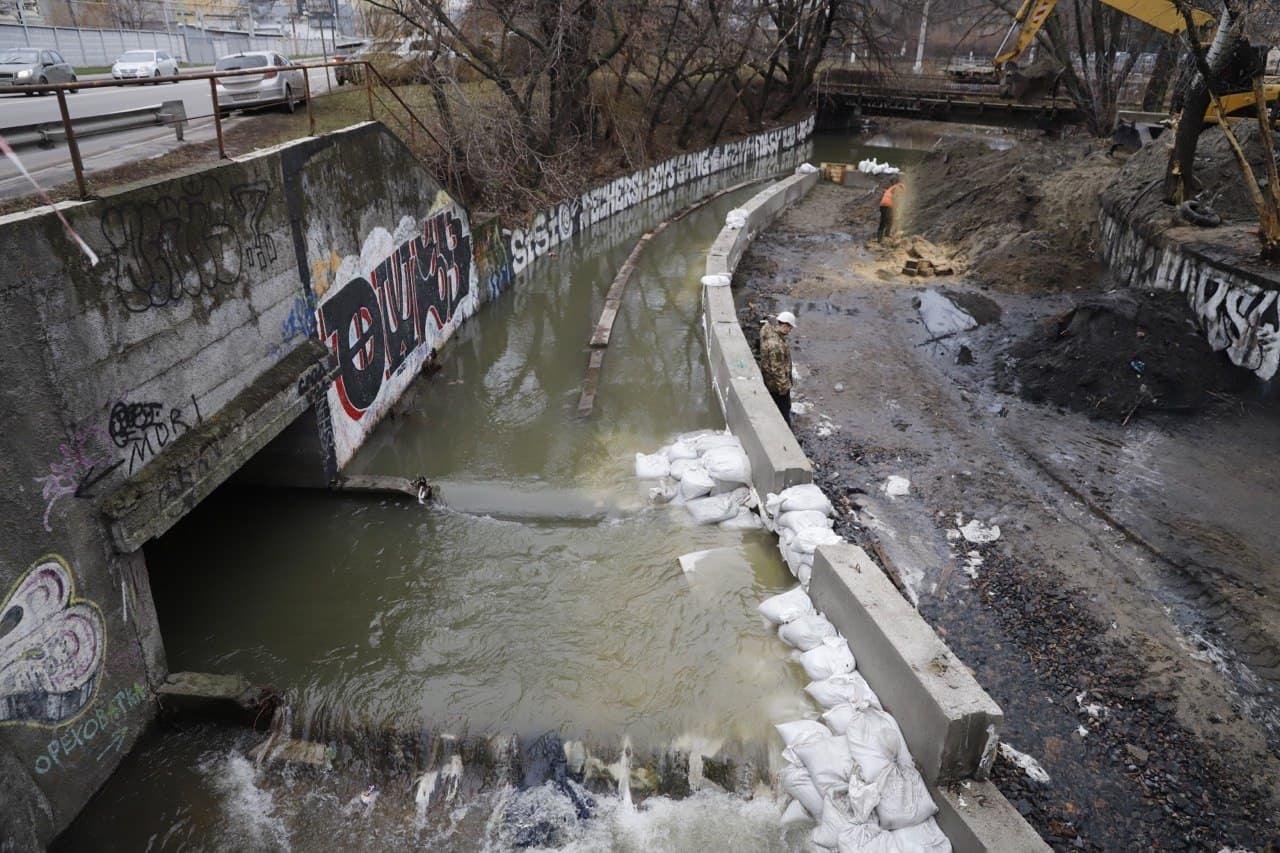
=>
[765,484,839,588]
[857,157,901,176]
[758,586,947,851]
[635,431,761,529]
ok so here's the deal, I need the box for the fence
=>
[0,22,344,67]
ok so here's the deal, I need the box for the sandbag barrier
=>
[696,167,1049,852]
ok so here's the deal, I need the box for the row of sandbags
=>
[858,157,901,176]
[635,430,762,529]
[759,591,947,849]
[764,483,841,588]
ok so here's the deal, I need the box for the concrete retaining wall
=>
[698,172,1047,852]
[1098,205,1279,382]
[701,170,818,496]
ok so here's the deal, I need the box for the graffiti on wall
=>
[33,426,116,532]
[31,681,148,775]
[1100,211,1280,382]
[314,204,479,467]
[0,556,104,728]
[502,116,815,276]
[108,395,204,476]
[100,177,279,313]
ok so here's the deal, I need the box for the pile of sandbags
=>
[759,586,947,851]
[635,430,761,529]
[764,483,839,588]
[858,157,901,176]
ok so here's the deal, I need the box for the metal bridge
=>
[815,70,1085,132]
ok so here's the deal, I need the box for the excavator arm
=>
[993,0,1216,68]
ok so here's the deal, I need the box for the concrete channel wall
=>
[0,115,819,848]
[1098,204,1279,382]
[699,172,1048,852]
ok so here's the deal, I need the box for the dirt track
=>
[734,180,1280,850]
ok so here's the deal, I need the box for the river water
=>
[56,140,833,851]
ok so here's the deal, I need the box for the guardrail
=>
[0,58,449,201]
[1,100,187,150]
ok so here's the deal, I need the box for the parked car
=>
[213,52,306,116]
[111,49,180,83]
[0,48,76,94]
[333,39,369,86]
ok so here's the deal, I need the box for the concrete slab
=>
[932,779,1052,853]
[808,542,1002,784]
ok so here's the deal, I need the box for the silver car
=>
[214,52,306,116]
[112,49,180,83]
[0,48,77,94]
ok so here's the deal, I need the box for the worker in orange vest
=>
[877,177,905,242]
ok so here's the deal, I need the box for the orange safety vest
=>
[880,184,903,208]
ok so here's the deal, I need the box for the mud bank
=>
[731,179,1280,850]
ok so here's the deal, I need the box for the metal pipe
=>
[209,77,225,159]
[365,61,373,121]
[303,70,314,137]
[54,87,86,198]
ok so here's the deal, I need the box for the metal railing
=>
[1,100,187,149]
[0,58,447,200]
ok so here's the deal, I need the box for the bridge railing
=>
[0,58,453,205]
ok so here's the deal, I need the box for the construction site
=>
[0,0,1277,850]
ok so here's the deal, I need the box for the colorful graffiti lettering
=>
[31,681,148,774]
[314,205,478,467]
[0,556,105,728]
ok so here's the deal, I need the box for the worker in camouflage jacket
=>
[759,311,796,425]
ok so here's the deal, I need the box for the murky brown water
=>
[56,145,823,851]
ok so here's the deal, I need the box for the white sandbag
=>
[875,757,937,830]
[780,798,812,827]
[700,274,731,288]
[778,613,837,651]
[797,562,813,589]
[797,162,820,175]
[720,508,763,530]
[823,700,876,736]
[669,458,701,480]
[679,468,715,500]
[799,636,856,681]
[776,719,832,748]
[666,441,699,461]
[836,822,889,853]
[726,208,749,228]
[811,788,856,849]
[759,587,814,624]
[780,763,824,818]
[776,510,834,533]
[847,775,881,822]
[845,707,909,783]
[701,446,751,486]
[805,673,882,710]
[792,735,855,795]
[635,452,670,479]
[886,818,951,852]
[692,432,742,453]
[792,526,843,555]
[766,484,834,518]
[648,480,679,504]
[685,493,742,525]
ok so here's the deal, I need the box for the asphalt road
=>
[0,65,338,127]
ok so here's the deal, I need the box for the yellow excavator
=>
[982,0,1277,123]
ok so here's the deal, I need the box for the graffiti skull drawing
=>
[0,556,104,726]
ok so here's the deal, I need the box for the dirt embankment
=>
[904,135,1119,292]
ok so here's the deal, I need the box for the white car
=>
[214,51,306,116]
[111,49,179,83]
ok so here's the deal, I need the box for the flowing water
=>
[56,144,827,851]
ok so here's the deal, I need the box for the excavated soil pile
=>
[905,136,1118,292]
[1102,122,1273,227]
[999,290,1250,420]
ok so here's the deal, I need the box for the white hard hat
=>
[776,311,797,327]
